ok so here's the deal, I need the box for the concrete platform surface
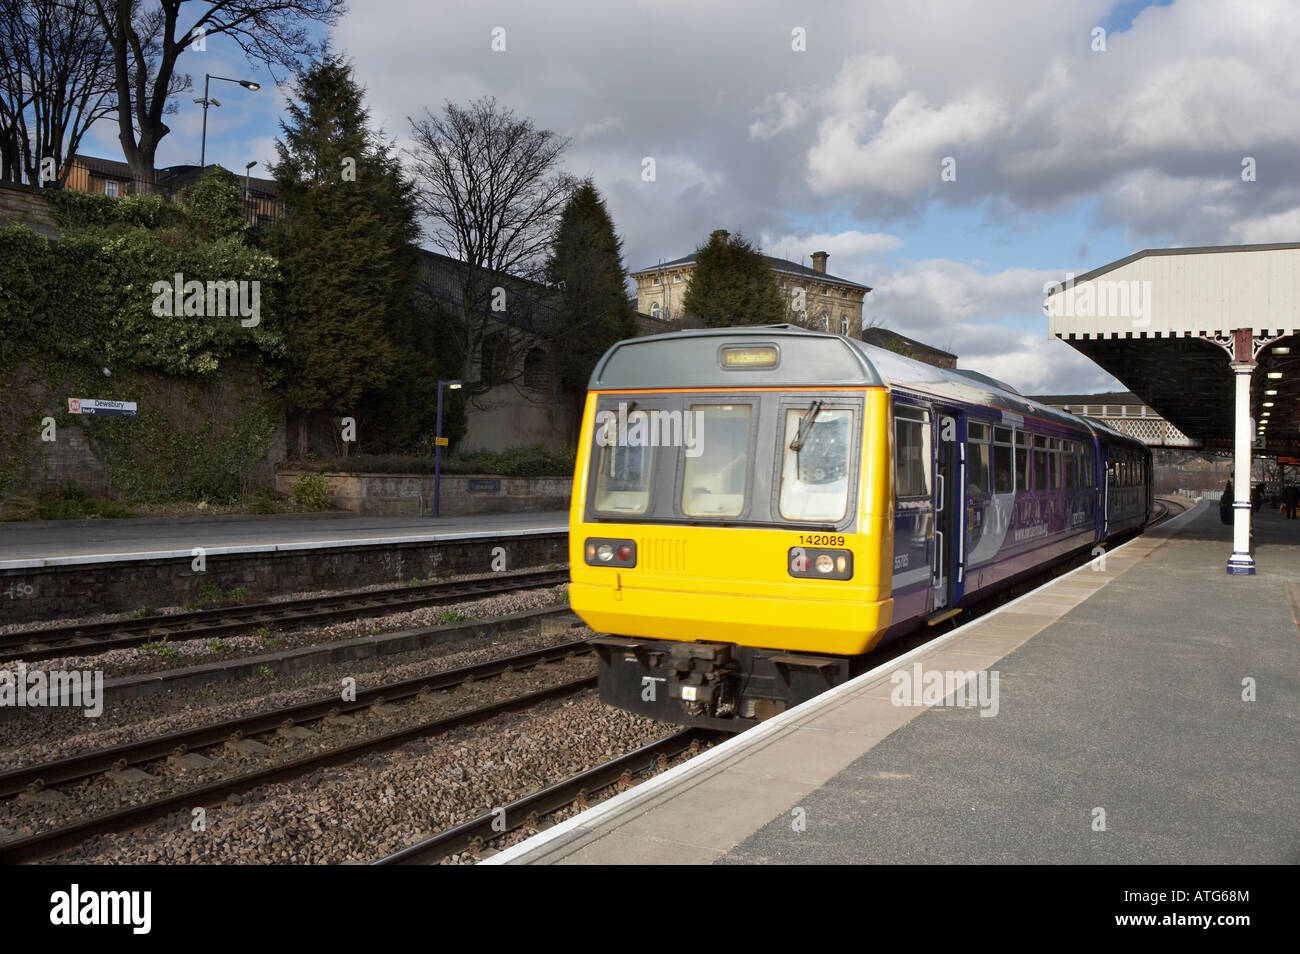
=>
[489,501,1300,865]
[0,510,568,568]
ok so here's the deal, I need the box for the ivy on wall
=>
[0,356,281,503]
[0,170,287,504]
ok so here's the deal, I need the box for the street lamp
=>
[434,380,462,516]
[195,74,260,168]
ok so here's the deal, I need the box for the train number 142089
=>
[798,534,846,547]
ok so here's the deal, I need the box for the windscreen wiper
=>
[789,399,824,452]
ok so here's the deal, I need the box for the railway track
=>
[0,567,569,664]
[1151,496,1188,524]
[0,639,595,864]
[375,728,718,865]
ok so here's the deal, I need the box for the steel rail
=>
[1,568,569,664]
[0,638,593,799]
[0,674,597,864]
[374,728,718,865]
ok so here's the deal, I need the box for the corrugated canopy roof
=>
[1045,244,1300,456]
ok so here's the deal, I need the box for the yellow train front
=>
[570,326,897,730]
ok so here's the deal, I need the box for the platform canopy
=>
[1046,243,1300,455]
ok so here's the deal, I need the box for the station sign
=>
[1278,456,1300,466]
[67,398,138,416]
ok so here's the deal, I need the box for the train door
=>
[1102,447,1112,538]
[932,409,962,611]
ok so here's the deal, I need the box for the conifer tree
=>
[545,179,635,398]
[269,53,423,455]
[681,230,786,328]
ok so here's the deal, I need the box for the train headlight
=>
[584,538,637,568]
[788,547,853,580]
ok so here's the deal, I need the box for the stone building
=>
[629,230,871,337]
[860,327,957,369]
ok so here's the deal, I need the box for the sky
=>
[76,0,1300,395]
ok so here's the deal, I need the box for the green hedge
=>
[0,223,282,377]
[44,190,184,231]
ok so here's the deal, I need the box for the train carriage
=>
[571,325,1152,730]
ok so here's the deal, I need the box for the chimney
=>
[711,229,730,244]
[810,250,828,273]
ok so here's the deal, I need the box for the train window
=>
[1032,435,1048,492]
[780,407,854,521]
[893,410,930,499]
[1015,431,1031,491]
[682,404,752,518]
[1049,438,1062,490]
[967,421,990,495]
[993,427,1013,494]
[593,438,653,516]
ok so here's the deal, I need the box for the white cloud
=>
[759,229,903,274]
[748,92,807,140]
[1224,206,1300,245]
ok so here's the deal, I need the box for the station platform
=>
[489,500,1300,865]
[0,510,568,570]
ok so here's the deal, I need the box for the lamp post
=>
[244,160,256,224]
[434,380,462,516]
[195,74,260,168]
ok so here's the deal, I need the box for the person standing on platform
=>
[1220,480,1234,525]
[1284,484,1299,520]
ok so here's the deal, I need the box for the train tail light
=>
[584,537,637,568]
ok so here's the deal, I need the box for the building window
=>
[674,274,682,283]
[653,276,661,285]
[839,315,848,335]
[650,302,661,318]
[104,179,119,197]
[524,347,551,392]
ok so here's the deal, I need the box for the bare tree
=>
[88,0,345,180]
[407,96,572,390]
[0,0,118,186]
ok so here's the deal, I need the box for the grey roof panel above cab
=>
[588,326,883,390]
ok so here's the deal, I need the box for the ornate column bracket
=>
[1201,330,1286,362]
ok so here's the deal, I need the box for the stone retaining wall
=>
[276,471,572,516]
[1,532,567,624]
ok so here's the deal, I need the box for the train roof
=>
[588,325,1149,446]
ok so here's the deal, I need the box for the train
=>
[568,325,1153,730]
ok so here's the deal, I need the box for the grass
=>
[141,638,177,659]
[193,582,250,609]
